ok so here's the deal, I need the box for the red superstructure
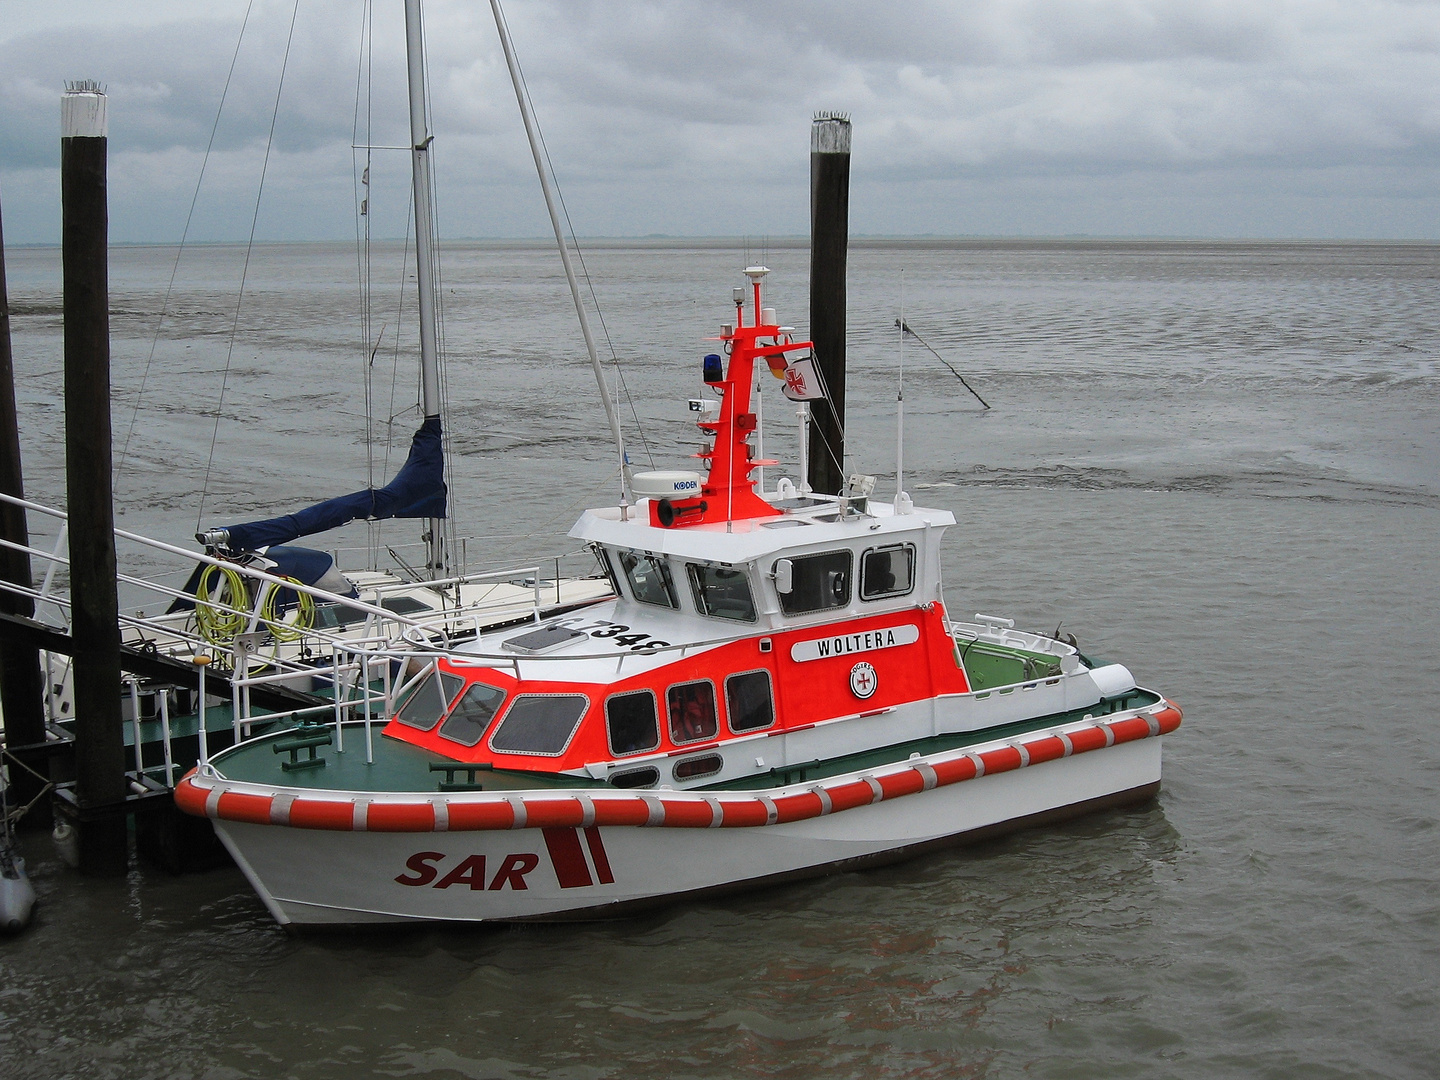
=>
[650,268,812,528]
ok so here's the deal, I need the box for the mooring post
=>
[808,113,851,496]
[61,83,127,876]
[0,185,51,821]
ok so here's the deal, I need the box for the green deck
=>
[208,685,1161,796]
[956,639,1063,691]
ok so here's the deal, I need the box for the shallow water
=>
[2,239,1437,1078]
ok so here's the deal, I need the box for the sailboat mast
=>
[403,0,445,575]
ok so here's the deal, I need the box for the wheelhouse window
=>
[777,550,852,615]
[861,544,916,600]
[619,550,678,608]
[687,564,756,622]
[667,680,718,744]
[394,668,465,731]
[489,694,589,756]
[595,546,621,596]
[606,690,660,756]
[726,670,775,733]
[438,682,507,746]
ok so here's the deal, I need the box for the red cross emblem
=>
[849,661,877,699]
[785,367,807,396]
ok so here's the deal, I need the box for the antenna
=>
[896,269,905,501]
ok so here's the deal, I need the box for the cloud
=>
[1,0,1438,241]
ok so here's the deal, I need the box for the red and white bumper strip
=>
[176,702,1181,833]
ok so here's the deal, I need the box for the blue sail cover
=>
[222,417,447,552]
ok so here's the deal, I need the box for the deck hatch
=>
[503,625,587,654]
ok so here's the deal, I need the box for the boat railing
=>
[191,638,409,775]
[0,493,442,778]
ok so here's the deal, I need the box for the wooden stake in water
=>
[62,82,127,876]
[0,155,48,793]
[809,113,851,495]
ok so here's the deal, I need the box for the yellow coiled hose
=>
[194,566,315,646]
[260,576,315,642]
[194,563,249,645]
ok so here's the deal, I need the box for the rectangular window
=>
[777,550,852,615]
[489,694,589,756]
[438,682,507,746]
[861,544,916,600]
[667,680,718,744]
[595,545,621,596]
[726,669,775,733]
[394,668,464,731]
[686,564,756,622]
[606,690,660,756]
[619,550,678,608]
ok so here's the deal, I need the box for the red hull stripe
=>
[584,826,615,884]
[543,826,594,888]
[178,703,1182,833]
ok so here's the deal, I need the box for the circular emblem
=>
[849,661,878,700]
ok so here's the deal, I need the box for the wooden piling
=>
[0,182,50,808]
[808,114,851,496]
[61,84,127,875]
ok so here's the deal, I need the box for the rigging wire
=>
[117,0,256,488]
[895,318,991,409]
[196,0,303,532]
[352,0,376,496]
[495,0,655,470]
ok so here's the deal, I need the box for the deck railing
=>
[0,491,593,783]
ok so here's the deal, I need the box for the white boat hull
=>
[208,735,1163,927]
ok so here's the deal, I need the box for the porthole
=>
[673,753,723,781]
[610,766,660,789]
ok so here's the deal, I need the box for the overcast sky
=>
[2,0,1438,243]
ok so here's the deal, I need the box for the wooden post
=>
[1,182,50,806]
[61,83,127,875]
[808,113,851,495]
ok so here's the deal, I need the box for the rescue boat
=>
[175,266,1181,926]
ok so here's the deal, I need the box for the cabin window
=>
[686,564,756,622]
[619,551,678,608]
[777,550,852,615]
[673,753,723,781]
[610,765,660,789]
[726,669,775,733]
[394,668,463,731]
[594,545,622,597]
[667,680,719,744]
[861,544,916,600]
[606,690,660,756]
[437,682,507,746]
[489,693,588,756]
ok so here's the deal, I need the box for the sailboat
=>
[172,1,1181,926]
